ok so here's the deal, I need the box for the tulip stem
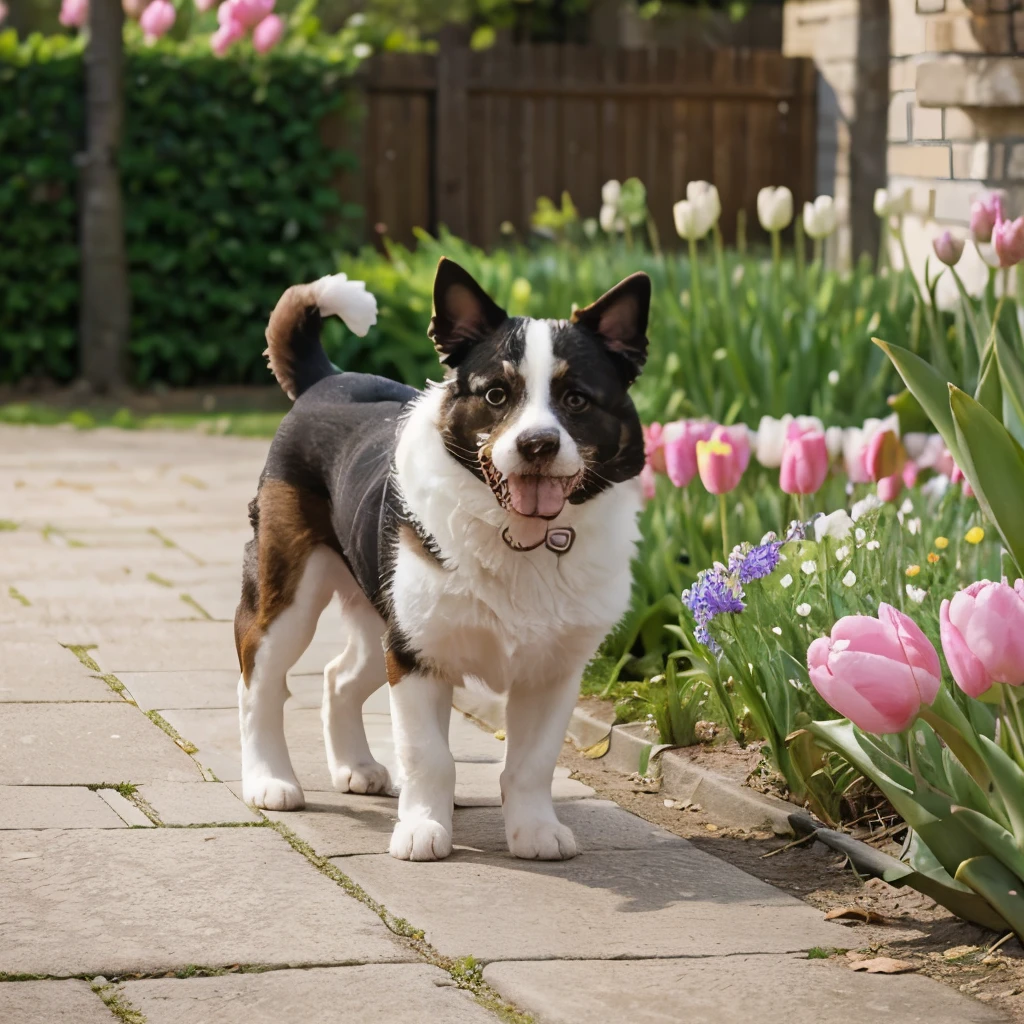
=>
[1004,688,1024,771]
[687,234,703,325]
[718,493,729,556]
[812,237,823,269]
[770,229,781,292]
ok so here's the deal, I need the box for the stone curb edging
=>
[452,686,796,836]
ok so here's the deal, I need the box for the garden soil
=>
[559,742,1024,1021]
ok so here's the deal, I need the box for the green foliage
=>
[0,31,360,385]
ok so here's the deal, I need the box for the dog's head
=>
[428,258,648,528]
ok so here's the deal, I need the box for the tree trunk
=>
[80,0,129,393]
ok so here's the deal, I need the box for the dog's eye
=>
[563,391,589,412]
[484,387,508,407]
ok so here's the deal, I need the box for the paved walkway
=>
[0,425,1006,1024]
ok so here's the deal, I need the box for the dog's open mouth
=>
[506,473,577,519]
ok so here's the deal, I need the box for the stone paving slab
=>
[157,528,252,566]
[117,670,240,711]
[0,634,118,702]
[119,964,495,1023]
[0,979,117,1024]
[286,674,392,714]
[0,703,203,785]
[339,846,852,962]
[136,782,261,825]
[91,621,240,672]
[96,788,155,826]
[0,828,408,975]
[270,796,676,859]
[6,579,195,624]
[482,956,1009,1024]
[0,786,127,829]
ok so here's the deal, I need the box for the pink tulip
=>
[644,423,666,474]
[640,462,656,502]
[807,604,942,734]
[123,0,146,17]
[662,420,715,488]
[971,192,1005,244]
[696,425,749,495]
[779,423,828,495]
[211,16,245,54]
[993,214,1024,269]
[941,580,1024,697]
[140,0,175,41]
[935,447,956,478]
[59,0,88,27]
[252,13,283,52]
[877,472,902,503]
[902,459,918,489]
[950,462,975,498]
[195,0,219,11]
[933,230,964,267]
[0,2,7,23]
[863,429,905,483]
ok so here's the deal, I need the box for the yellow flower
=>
[927,552,940,564]
[965,527,985,545]
[934,536,949,550]
[906,564,921,577]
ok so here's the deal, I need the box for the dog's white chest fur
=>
[392,386,641,692]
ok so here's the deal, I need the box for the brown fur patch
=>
[235,478,335,684]
[264,283,320,399]
[384,649,409,687]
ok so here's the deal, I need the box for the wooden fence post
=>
[435,26,469,238]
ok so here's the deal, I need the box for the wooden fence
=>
[353,42,817,250]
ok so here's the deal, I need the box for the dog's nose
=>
[516,427,561,461]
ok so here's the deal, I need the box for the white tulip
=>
[873,187,909,219]
[672,199,714,242]
[601,179,621,206]
[314,275,377,337]
[814,509,854,543]
[599,203,622,234]
[825,425,844,460]
[754,415,792,469]
[802,195,837,240]
[842,426,865,479]
[756,186,793,233]
[685,180,722,225]
[851,493,883,522]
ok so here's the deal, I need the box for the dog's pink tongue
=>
[508,475,567,518]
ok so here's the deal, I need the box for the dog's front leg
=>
[501,671,582,860]
[388,669,455,861]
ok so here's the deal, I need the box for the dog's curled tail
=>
[264,274,378,400]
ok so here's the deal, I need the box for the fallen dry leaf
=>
[705,824,719,832]
[825,906,892,925]
[850,958,916,975]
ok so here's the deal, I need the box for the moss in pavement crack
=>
[145,572,173,588]
[7,585,30,607]
[0,519,18,531]
[94,983,146,1024]
[62,643,101,673]
[148,527,203,565]
[266,821,535,1024]
[179,593,212,620]
[144,710,199,755]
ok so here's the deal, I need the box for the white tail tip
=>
[313,274,378,337]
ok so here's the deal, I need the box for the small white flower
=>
[842,571,857,587]
[780,573,793,588]
[851,494,882,522]
[796,603,812,617]
[801,560,817,575]
[352,41,372,58]
[906,584,927,604]
[757,185,794,232]
[732,264,745,287]
[601,179,621,205]
[599,203,623,234]
[866,540,881,551]
[827,369,840,386]
[908,517,921,536]
[900,499,915,515]
[855,528,866,543]
[835,545,849,561]
[772,626,782,635]
[803,195,838,240]
[814,509,854,542]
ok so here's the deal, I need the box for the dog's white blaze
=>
[491,319,582,479]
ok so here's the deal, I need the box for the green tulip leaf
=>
[995,333,1024,449]
[951,807,1024,880]
[975,342,1003,420]
[955,856,1024,940]
[978,735,1024,848]
[950,386,1024,575]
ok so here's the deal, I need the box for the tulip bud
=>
[598,204,622,234]
[672,199,712,242]
[601,180,621,206]
[696,425,749,495]
[807,603,941,734]
[932,230,964,267]
[59,0,88,27]
[873,188,909,219]
[876,472,902,503]
[780,424,829,496]
[863,428,905,482]
[802,195,837,240]
[757,186,793,233]
[0,2,7,24]
[686,181,722,226]
[140,0,175,42]
[941,580,1024,697]
[639,462,656,502]
[662,420,715,488]
[643,423,666,474]
[993,214,1024,269]
[970,191,1006,243]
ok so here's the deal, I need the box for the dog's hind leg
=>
[235,481,340,811]
[322,583,391,795]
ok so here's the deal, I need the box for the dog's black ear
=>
[571,272,650,385]
[428,258,508,367]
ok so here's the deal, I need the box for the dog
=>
[235,258,649,861]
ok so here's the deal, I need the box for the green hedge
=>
[0,31,360,386]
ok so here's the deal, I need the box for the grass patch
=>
[144,710,199,755]
[62,642,102,673]
[147,527,176,549]
[807,947,843,960]
[88,782,138,799]
[7,585,30,607]
[0,519,18,531]
[94,984,146,1024]
[145,572,173,588]
[179,593,212,620]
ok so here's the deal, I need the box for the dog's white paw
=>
[389,819,452,861]
[244,775,305,811]
[332,761,393,796]
[507,820,577,860]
